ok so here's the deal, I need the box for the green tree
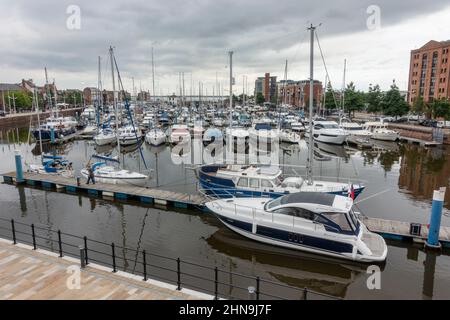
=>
[430,98,450,120]
[366,84,382,114]
[256,93,265,104]
[343,82,365,117]
[380,82,409,117]
[412,96,425,115]
[324,82,338,110]
[11,91,33,111]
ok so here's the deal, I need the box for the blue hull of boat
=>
[199,165,365,199]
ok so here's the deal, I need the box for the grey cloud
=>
[1,0,449,90]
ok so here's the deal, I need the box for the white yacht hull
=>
[80,169,148,187]
[94,134,116,146]
[371,133,399,142]
[145,132,166,146]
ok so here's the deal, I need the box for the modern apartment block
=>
[254,73,277,103]
[408,40,450,104]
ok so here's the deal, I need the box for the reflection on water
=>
[398,144,450,209]
[206,227,370,298]
[1,126,450,299]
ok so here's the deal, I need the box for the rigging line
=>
[287,29,309,72]
[314,30,340,110]
[112,53,149,171]
[354,189,391,205]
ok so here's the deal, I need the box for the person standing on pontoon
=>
[86,163,95,185]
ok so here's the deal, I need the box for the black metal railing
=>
[0,217,339,300]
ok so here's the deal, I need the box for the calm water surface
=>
[0,127,449,299]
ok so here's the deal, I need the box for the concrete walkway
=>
[0,239,209,300]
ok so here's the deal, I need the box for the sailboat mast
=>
[229,51,233,128]
[35,89,43,161]
[307,24,316,185]
[341,59,346,122]
[44,67,52,115]
[110,46,121,155]
[284,60,288,105]
[53,80,57,111]
[151,47,155,103]
[97,56,102,129]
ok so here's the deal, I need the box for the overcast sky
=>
[1,0,450,95]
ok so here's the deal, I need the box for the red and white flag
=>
[348,184,355,200]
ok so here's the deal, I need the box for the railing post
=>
[79,245,86,269]
[142,250,147,281]
[176,258,181,291]
[11,219,16,244]
[57,230,63,257]
[256,277,260,300]
[31,224,36,250]
[214,267,218,300]
[248,286,256,300]
[111,242,117,273]
[83,236,89,265]
[303,287,308,300]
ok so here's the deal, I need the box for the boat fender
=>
[352,246,358,260]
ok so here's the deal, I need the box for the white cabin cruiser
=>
[94,128,116,146]
[280,130,301,144]
[248,123,280,151]
[340,122,372,138]
[80,124,98,138]
[118,125,143,146]
[291,122,305,133]
[199,165,365,199]
[363,122,399,142]
[225,127,249,153]
[145,128,166,146]
[305,121,348,145]
[205,193,387,262]
[169,124,191,144]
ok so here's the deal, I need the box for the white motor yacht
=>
[363,122,399,142]
[94,128,116,146]
[118,125,143,146]
[205,192,387,262]
[169,124,191,144]
[305,121,348,145]
[145,128,167,146]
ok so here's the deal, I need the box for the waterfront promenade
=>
[0,238,208,300]
[0,107,83,127]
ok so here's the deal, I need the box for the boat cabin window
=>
[314,124,324,130]
[249,179,260,188]
[237,178,248,187]
[322,212,353,232]
[272,207,315,221]
[272,207,298,216]
[293,208,314,220]
[261,179,273,188]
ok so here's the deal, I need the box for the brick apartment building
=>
[278,79,323,109]
[408,40,450,104]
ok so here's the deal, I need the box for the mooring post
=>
[50,127,55,144]
[426,187,446,249]
[14,150,24,184]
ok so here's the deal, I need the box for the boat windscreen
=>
[322,212,353,232]
[265,197,282,211]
